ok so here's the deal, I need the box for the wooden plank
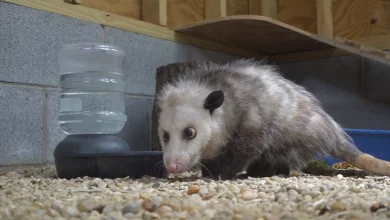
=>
[4,0,263,59]
[73,0,141,19]
[249,0,261,15]
[226,0,249,15]
[174,15,335,55]
[205,0,227,19]
[277,0,317,34]
[334,37,390,66]
[261,0,277,19]
[316,0,333,38]
[333,0,390,39]
[356,35,390,51]
[142,0,167,26]
[167,0,205,27]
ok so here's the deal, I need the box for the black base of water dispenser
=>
[54,134,166,179]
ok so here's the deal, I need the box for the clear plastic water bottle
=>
[58,43,127,135]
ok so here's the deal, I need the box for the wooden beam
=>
[261,0,277,19]
[3,0,262,59]
[205,0,227,19]
[142,0,167,26]
[167,0,205,27]
[277,0,317,34]
[249,0,261,15]
[226,0,249,16]
[316,0,333,39]
[65,0,142,19]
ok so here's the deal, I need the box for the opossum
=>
[155,59,390,180]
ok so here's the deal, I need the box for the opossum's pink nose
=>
[166,162,182,173]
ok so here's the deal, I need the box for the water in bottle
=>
[58,43,127,135]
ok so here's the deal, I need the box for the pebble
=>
[2,166,390,220]
[242,191,257,200]
[62,206,79,217]
[187,185,200,195]
[122,202,140,215]
[258,192,268,199]
[157,205,173,217]
[76,199,104,212]
[142,199,155,212]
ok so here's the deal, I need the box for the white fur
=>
[157,80,226,172]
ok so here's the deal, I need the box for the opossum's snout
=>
[164,156,184,173]
[164,153,198,173]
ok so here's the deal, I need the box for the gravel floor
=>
[1,166,390,220]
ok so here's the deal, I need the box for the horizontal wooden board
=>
[174,15,334,55]
[79,0,141,19]
[333,0,390,39]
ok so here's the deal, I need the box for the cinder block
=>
[188,44,238,64]
[0,2,102,86]
[278,55,362,104]
[46,90,66,163]
[103,26,239,96]
[363,58,390,102]
[323,101,390,130]
[0,86,44,165]
[117,96,154,151]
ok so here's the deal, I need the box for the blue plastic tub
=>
[324,129,390,166]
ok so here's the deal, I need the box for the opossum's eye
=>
[163,132,170,143]
[184,128,196,139]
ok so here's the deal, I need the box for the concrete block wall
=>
[278,56,390,130]
[0,2,238,165]
[1,2,390,166]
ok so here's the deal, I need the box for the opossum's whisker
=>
[153,159,165,174]
[197,162,212,177]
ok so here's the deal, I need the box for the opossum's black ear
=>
[204,90,224,114]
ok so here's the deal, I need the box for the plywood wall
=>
[167,0,205,27]
[277,0,317,34]
[80,0,142,19]
[333,0,390,39]
[72,0,390,44]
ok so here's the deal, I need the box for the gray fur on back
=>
[157,59,362,173]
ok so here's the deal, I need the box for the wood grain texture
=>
[174,15,334,55]
[316,0,333,38]
[333,0,390,39]
[249,0,261,15]
[142,0,167,26]
[277,0,317,34]
[334,37,390,66]
[205,0,227,19]
[79,0,141,19]
[167,0,205,27]
[226,0,249,15]
[261,0,277,19]
[356,34,390,51]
